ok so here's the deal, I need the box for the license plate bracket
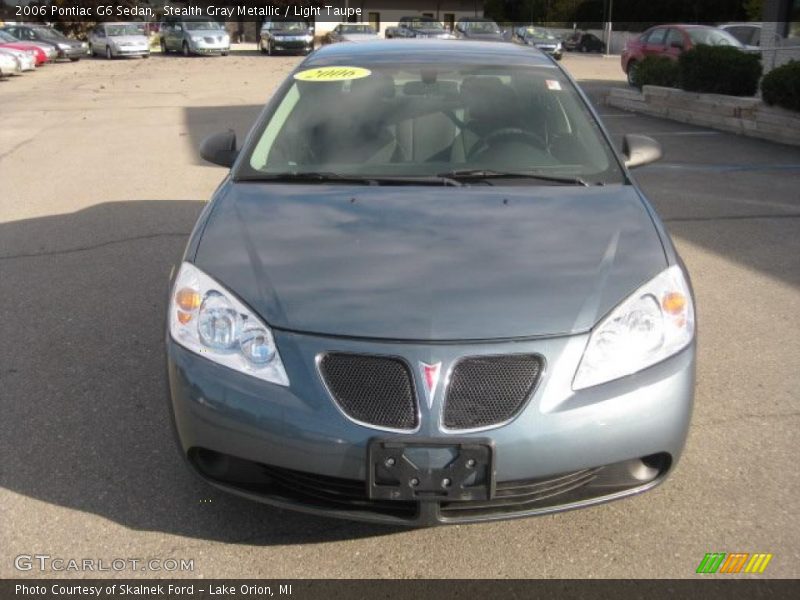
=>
[367,438,495,502]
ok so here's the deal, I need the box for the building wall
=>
[761,0,800,71]
[314,0,483,36]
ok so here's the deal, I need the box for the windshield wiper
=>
[239,172,464,186]
[437,169,590,186]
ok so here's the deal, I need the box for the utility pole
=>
[604,0,613,57]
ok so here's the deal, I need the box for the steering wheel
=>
[467,127,547,160]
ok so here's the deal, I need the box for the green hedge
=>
[631,56,680,89]
[678,45,762,96]
[761,60,800,112]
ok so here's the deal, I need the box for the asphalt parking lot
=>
[1,49,798,578]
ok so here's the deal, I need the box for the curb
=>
[607,85,800,147]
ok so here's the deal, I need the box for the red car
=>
[621,24,744,86]
[0,30,48,65]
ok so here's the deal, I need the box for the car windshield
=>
[463,21,500,33]
[0,31,18,42]
[271,22,307,32]
[240,64,623,184]
[686,27,743,47]
[185,21,222,31]
[525,27,556,40]
[36,28,67,40]
[340,24,375,34]
[107,24,145,36]
[411,19,445,30]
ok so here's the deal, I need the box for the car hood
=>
[272,30,312,36]
[109,35,148,44]
[464,32,505,41]
[341,34,380,42]
[194,183,666,341]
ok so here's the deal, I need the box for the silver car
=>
[167,40,696,526]
[160,19,230,56]
[0,47,35,72]
[89,22,150,59]
[0,50,21,76]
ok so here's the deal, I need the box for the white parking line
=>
[644,131,722,136]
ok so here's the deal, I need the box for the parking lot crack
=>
[0,231,190,261]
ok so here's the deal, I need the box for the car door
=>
[90,25,106,52]
[642,27,668,58]
[663,28,686,60]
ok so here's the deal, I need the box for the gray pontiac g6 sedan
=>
[166,40,696,526]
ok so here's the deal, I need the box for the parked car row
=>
[0,24,63,78]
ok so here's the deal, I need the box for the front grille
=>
[203,36,219,44]
[443,354,543,430]
[440,467,601,519]
[319,353,418,430]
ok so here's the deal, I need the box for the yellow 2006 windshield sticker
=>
[294,66,372,82]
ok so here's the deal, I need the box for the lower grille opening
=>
[189,448,418,519]
[189,448,671,523]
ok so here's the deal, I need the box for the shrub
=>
[631,56,680,89]
[761,60,800,112]
[678,44,762,96]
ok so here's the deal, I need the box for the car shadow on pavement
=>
[0,200,403,545]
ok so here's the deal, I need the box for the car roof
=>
[719,22,762,28]
[305,39,555,68]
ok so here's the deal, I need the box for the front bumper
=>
[167,331,695,525]
[188,40,230,54]
[270,41,314,54]
[112,46,150,57]
[57,45,87,58]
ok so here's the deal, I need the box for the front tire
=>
[182,42,190,57]
[626,60,639,87]
[69,57,80,62]
[160,38,168,54]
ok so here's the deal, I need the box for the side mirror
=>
[622,134,662,168]
[200,130,238,168]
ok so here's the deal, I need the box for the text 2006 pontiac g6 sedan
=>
[166,40,695,526]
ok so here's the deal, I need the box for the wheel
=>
[182,41,190,57]
[88,43,94,56]
[627,61,639,87]
[260,41,267,54]
[105,45,112,60]
[221,51,229,56]
[142,53,149,59]
[160,38,168,54]
[579,44,588,53]
[69,57,80,62]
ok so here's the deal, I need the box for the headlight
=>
[572,266,694,390]
[222,34,230,42]
[57,43,70,50]
[304,34,313,42]
[191,36,203,42]
[169,262,289,386]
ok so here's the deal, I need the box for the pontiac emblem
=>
[419,362,442,409]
